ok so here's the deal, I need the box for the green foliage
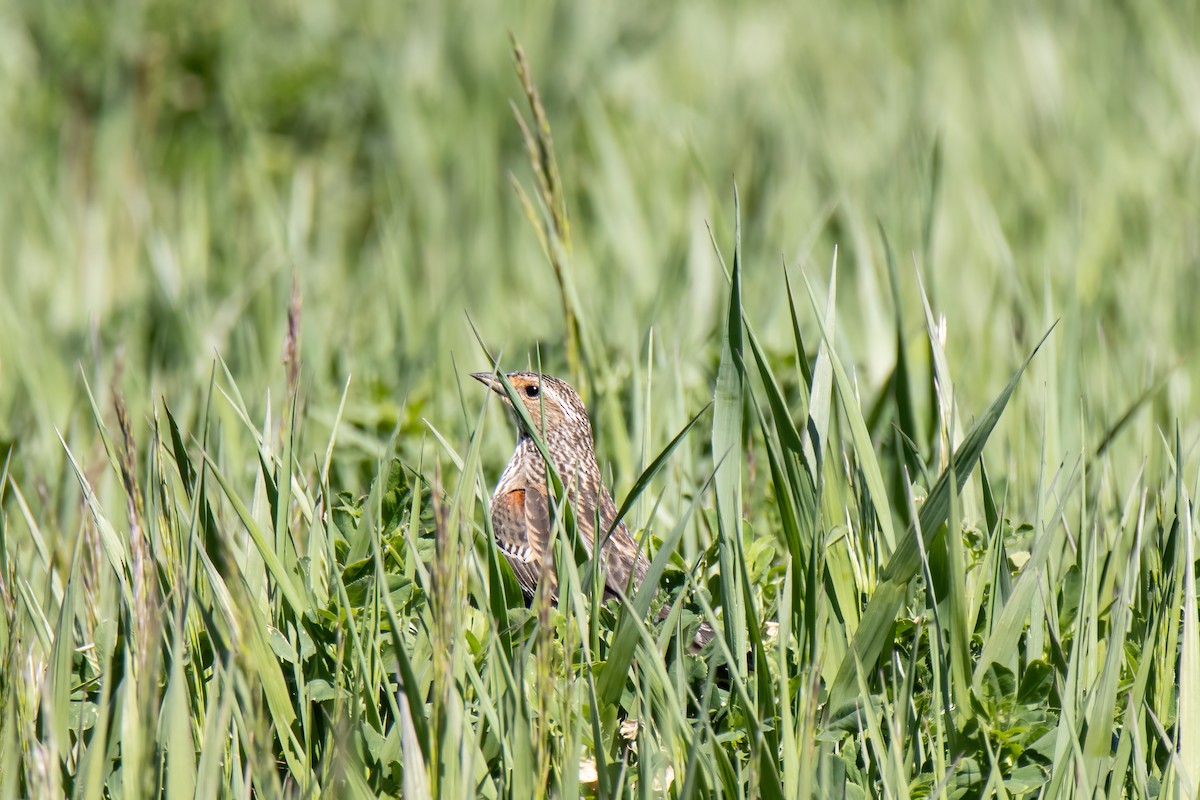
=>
[3,0,1200,797]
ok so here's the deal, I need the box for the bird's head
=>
[471,371,593,453]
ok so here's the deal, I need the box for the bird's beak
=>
[471,371,505,395]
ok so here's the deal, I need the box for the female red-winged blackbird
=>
[473,371,713,649]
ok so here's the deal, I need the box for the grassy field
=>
[3,0,1200,796]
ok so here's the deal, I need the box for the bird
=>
[472,370,714,649]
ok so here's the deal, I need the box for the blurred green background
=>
[2,0,1197,599]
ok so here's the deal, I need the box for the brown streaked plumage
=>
[473,370,713,648]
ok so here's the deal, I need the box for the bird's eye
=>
[524,384,540,398]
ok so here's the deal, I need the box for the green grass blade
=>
[597,463,718,708]
[800,264,897,555]
[802,251,836,478]
[712,184,746,661]
[1177,486,1200,795]
[829,323,1055,708]
[600,401,710,550]
[202,452,307,614]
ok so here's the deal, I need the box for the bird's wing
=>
[491,484,553,600]
[594,485,651,600]
[594,483,713,651]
